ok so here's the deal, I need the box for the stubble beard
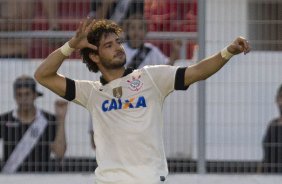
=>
[100,55,126,70]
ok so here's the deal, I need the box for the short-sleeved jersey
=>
[123,42,169,69]
[66,65,187,184]
[0,110,56,172]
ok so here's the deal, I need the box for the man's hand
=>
[171,40,182,54]
[55,100,68,122]
[168,40,182,65]
[68,18,97,51]
[51,99,68,158]
[227,36,251,55]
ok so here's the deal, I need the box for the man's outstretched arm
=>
[184,36,250,86]
[34,19,97,97]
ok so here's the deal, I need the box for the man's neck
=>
[17,106,36,124]
[100,67,126,84]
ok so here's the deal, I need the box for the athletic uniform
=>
[0,109,56,172]
[64,65,187,184]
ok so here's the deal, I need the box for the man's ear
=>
[89,53,100,64]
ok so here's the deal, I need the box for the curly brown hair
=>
[80,19,123,73]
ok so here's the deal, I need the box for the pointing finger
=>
[87,43,97,51]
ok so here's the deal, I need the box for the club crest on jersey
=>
[127,75,143,91]
[113,86,122,98]
[102,96,147,112]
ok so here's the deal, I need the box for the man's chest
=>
[92,72,158,113]
[2,120,28,141]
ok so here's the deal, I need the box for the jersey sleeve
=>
[144,65,178,97]
[145,65,189,97]
[63,78,94,108]
[74,80,94,108]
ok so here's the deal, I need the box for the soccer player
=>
[34,19,250,183]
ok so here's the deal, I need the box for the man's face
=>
[277,93,282,115]
[14,88,36,110]
[127,20,146,48]
[97,33,126,69]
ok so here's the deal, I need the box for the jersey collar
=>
[100,68,134,85]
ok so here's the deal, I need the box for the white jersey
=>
[73,65,179,184]
[123,42,169,69]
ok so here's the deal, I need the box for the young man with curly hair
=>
[34,18,250,184]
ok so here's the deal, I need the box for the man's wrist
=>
[60,42,75,57]
[220,47,234,60]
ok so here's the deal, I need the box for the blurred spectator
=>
[41,0,59,30]
[260,84,282,173]
[123,13,182,69]
[144,0,197,32]
[89,0,144,24]
[0,0,59,58]
[144,0,197,60]
[0,75,67,173]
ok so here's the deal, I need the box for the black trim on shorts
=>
[64,78,75,101]
[174,67,189,90]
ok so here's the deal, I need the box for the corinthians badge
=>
[113,86,122,98]
[127,75,143,91]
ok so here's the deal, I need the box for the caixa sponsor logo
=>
[102,96,147,112]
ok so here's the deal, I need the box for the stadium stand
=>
[27,0,197,59]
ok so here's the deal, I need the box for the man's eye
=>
[118,39,125,44]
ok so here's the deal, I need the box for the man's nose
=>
[115,44,123,51]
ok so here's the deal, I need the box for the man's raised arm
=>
[34,19,97,97]
[184,36,250,86]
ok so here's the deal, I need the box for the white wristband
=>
[220,47,234,60]
[60,42,75,57]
